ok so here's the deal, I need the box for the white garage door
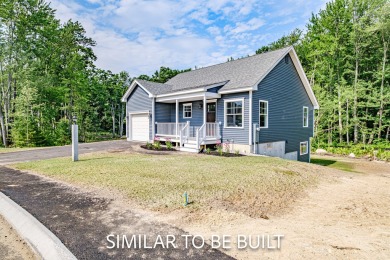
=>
[131,114,149,141]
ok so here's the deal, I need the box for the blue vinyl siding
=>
[156,101,204,127]
[217,92,249,145]
[126,85,153,140]
[179,101,204,125]
[252,54,314,162]
[207,85,223,93]
[155,103,171,122]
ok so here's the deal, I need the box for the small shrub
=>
[146,142,153,149]
[154,141,161,150]
[223,142,230,154]
[205,147,211,154]
[215,141,223,156]
[235,149,240,155]
[166,138,173,150]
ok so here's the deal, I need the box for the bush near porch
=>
[13,152,324,218]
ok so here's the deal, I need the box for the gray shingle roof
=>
[135,46,291,95]
[135,79,173,95]
[167,46,291,92]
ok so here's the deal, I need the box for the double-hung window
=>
[183,103,192,118]
[224,99,243,128]
[300,141,308,155]
[259,100,268,128]
[303,106,309,127]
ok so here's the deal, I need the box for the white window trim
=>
[300,141,308,155]
[303,106,309,127]
[259,100,269,129]
[183,103,192,119]
[224,98,245,129]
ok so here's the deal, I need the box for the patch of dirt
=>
[0,214,37,260]
[156,156,390,259]
[6,153,389,259]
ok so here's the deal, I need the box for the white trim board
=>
[224,98,245,129]
[259,100,269,129]
[121,79,154,102]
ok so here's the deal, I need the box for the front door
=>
[207,102,216,123]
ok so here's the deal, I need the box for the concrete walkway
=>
[0,167,233,259]
[0,140,137,165]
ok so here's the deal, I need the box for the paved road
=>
[0,140,138,165]
[0,167,233,259]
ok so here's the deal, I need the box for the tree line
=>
[0,0,388,148]
[0,0,131,147]
[257,0,389,148]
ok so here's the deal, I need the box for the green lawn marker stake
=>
[183,192,188,206]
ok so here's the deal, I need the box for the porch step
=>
[183,143,198,149]
[180,146,199,153]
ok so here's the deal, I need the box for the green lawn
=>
[14,152,321,218]
[310,157,357,172]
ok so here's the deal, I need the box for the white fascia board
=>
[156,90,221,102]
[289,48,319,109]
[156,82,226,99]
[121,79,154,102]
[156,88,205,98]
[218,87,254,95]
[157,93,205,103]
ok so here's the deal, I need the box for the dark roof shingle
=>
[135,46,291,95]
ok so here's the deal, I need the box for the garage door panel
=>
[131,114,149,141]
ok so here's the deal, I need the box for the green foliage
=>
[223,142,230,154]
[166,140,173,150]
[255,29,302,54]
[216,142,223,156]
[205,147,211,154]
[0,0,131,147]
[138,66,191,83]
[153,141,161,150]
[256,0,389,147]
[146,142,153,149]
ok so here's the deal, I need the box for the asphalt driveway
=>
[0,140,138,165]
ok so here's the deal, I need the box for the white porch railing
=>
[196,123,220,147]
[180,121,190,145]
[156,122,220,149]
[196,123,206,148]
[156,122,186,137]
[206,123,220,137]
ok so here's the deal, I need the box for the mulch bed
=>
[201,151,245,157]
[140,145,177,152]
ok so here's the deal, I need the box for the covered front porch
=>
[152,91,221,152]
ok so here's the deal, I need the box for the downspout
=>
[151,97,155,141]
[175,99,179,137]
[249,90,253,152]
[203,95,207,125]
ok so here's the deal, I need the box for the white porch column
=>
[203,95,207,124]
[176,99,179,136]
[249,90,252,147]
[151,97,155,140]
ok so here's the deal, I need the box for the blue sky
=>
[50,0,327,76]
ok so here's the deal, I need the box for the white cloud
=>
[49,0,327,76]
[229,18,265,35]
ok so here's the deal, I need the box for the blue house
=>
[121,46,319,162]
